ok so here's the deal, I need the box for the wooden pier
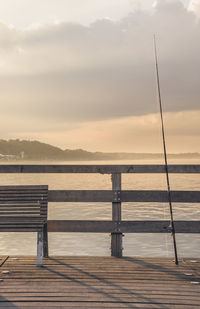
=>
[0,164,199,308]
[0,256,200,308]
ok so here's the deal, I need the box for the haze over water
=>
[0,159,199,258]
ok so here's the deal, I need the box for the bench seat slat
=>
[0,206,41,208]
[0,201,43,203]
[0,212,40,215]
[0,190,47,192]
[0,208,47,211]
[0,227,42,233]
[0,216,48,219]
[0,193,47,195]
[0,225,44,227]
[0,199,47,202]
[0,185,48,189]
[0,205,42,208]
[0,221,44,223]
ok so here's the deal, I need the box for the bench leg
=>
[37,232,43,266]
[43,223,48,258]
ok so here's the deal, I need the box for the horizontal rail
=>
[47,220,200,233]
[48,190,200,203]
[0,164,200,173]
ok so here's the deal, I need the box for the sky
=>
[0,0,199,153]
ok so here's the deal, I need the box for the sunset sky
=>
[0,0,199,153]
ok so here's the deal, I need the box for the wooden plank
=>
[0,198,47,203]
[0,296,200,304]
[0,206,41,209]
[1,289,200,296]
[0,185,48,190]
[0,228,41,230]
[0,302,190,309]
[0,257,199,309]
[111,173,122,258]
[0,164,199,174]
[0,210,40,214]
[0,198,46,201]
[47,220,115,233]
[0,282,199,290]
[0,217,45,221]
[47,220,200,233]
[48,190,112,202]
[1,293,200,299]
[48,190,200,203]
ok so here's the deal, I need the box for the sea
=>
[0,159,199,258]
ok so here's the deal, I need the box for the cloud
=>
[188,0,200,16]
[0,0,199,152]
[0,0,136,28]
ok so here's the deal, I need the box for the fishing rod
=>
[153,35,179,265]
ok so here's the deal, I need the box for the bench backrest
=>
[0,185,48,232]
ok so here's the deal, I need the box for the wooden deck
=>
[0,256,199,308]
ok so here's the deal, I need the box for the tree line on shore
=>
[0,139,199,161]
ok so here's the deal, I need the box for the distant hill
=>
[0,139,65,160]
[0,139,199,161]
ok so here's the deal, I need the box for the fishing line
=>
[153,35,179,265]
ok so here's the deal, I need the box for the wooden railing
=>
[0,164,200,257]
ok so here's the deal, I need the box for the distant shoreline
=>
[0,155,200,162]
[0,139,200,161]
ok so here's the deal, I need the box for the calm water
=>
[0,159,199,258]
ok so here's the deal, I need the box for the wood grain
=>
[47,220,200,233]
[0,256,199,308]
[0,164,199,174]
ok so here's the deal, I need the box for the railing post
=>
[111,173,123,257]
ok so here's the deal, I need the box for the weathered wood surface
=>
[0,186,48,232]
[0,256,199,308]
[48,190,200,203]
[0,164,200,174]
[111,173,122,257]
[0,186,48,265]
[47,220,200,233]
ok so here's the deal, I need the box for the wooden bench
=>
[0,185,48,266]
